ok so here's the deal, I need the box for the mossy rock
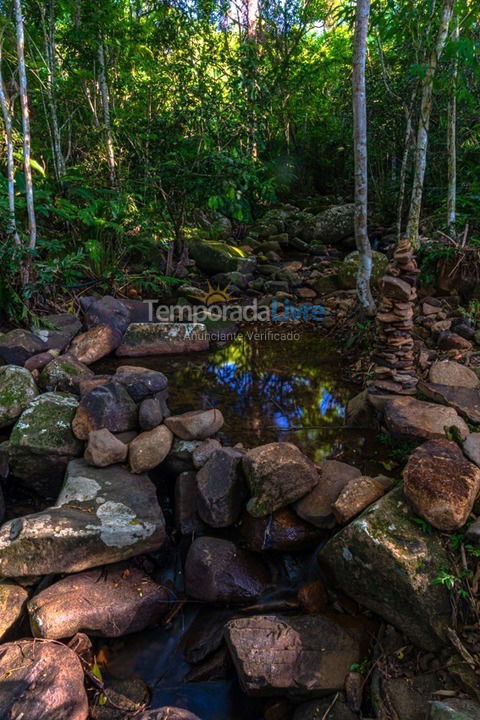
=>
[0,366,39,430]
[39,355,94,394]
[319,485,451,650]
[337,250,389,290]
[188,238,254,275]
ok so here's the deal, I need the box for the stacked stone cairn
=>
[369,237,419,395]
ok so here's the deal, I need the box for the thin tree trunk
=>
[396,87,417,242]
[405,0,455,248]
[14,0,37,251]
[98,39,117,188]
[447,16,459,235]
[352,0,375,316]
[0,33,20,246]
[40,0,65,181]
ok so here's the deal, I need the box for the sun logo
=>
[194,281,238,306]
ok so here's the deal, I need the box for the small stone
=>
[114,365,168,402]
[128,425,173,473]
[24,350,57,372]
[332,475,394,524]
[138,397,164,430]
[0,581,28,641]
[31,313,82,352]
[192,438,222,469]
[381,276,414,302]
[0,329,47,366]
[84,428,128,467]
[196,448,245,527]
[295,460,361,528]
[165,408,224,440]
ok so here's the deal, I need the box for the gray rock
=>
[166,438,202,474]
[31,313,82,351]
[0,328,47,366]
[116,323,208,356]
[81,295,131,335]
[427,698,480,719]
[0,639,88,720]
[308,204,355,244]
[9,392,83,495]
[418,381,480,425]
[338,250,388,290]
[136,710,201,720]
[463,433,480,466]
[0,365,38,429]
[384,397,469,442]
[319,487,451,650]
[0,458,166,576]
[295,460,361,528]
[196,448,245,527]
[114,365,168,402]
[139,397,164,430]
[185,537,269,602]
[192,438,222,469]
[29,562,170,638]
[72,381,138,440]
[175,471,205,535]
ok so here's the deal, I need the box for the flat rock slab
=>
[418,381,480,425]
[295,460,361,528]
[319,486,451,650]
[29,562,170,638]
[225,614,362,696]
[404,439,480,531]
[0,458,166,576]
[0,581,28,641]
[429,360,480,389]
[116,323,208,356]
[9,392,83,495]
[0,365,38,429]
[0,639,88,720]
[242,442,318,517]
[70,325,122,365]
[384,396,469,442]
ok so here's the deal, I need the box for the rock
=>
[0,639,88,719]
[135,710,201,720]
[89,677,149,720]
[427,698,480,719]
[165,409,224,440]
[113,365,168,402]
[0,458,166,576]
[81,295,131,335]
[243,442,318,517]
[0,365,38,429]
[331,475,394,524]
[175,471,205,534]
[128,425,173,473]
[337,250,388,290]
[188,237,252,274]
[84,428,128,467]
[417,381,480,425]
[297,580,328,615]
[70,324,122,364]
[293,696,357,720]
[384,397,469,442]
[429,361,479,388]
[79,375,112,395]
[185,537,269,602]
[24,350,58,372]
[39,354,94,393]
[29,562,169,638]
[225,614,362,696]
[463,433,480,466]
[192,438,222,469]
[116,323,209,356]
[138,397,164,429]
[196,448,245,527]
[72,382,138,440]
[9,392,83,495]
[0,329,47,366]
[0,581,28,640]
[295,460,361,528]
[241,508,325,552]
[345,389,377,428]
[381,673,445,720]
[32,313,82,351]
[319,486,451,650]
[380,275,415,302]
[438,332,472,351]
[404,439,480,531]
[166,438,202,474]
[309,204,355,244]
[0,441,9,480]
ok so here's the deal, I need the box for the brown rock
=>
[404,439,480,531]
[114,365,168,402]
[297,581,328,614]
[294,460,361,528]
[128,425,173,473]
[332,475,394,524]
[418,381,480,424]
[72,381,138,440]
[165,408,224,440]
[136,710,201,720]
[79,375,112,396]
[384,397,469,442]
[196,448,245,527]
[0,581,28,640]
[438,331,472,351]
[240,508,325,552]
[192,438,222,469]
[84,428,128,467]
[69,324,122,364]
[381,276,415,302]
[24,350,57,372]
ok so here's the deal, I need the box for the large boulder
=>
[242,442,318,517]
[72,382,138,440]
[225,614,363,696]
[308,204,355,245]
[116,323,209,357]
[196,447,245,527]
[165,409,224,440]
[384,397,469,442]
[319,486,452,650]
[31,313,81,351]
[403,439,480,531]
[337,250,389,290]
[80,295,131,335]
[38,354,94,393]
[113,365,168,402]
[0,459,166,576]
[0,581,28,641]
[0,639,88,720]
[188,238,253,274]
[294,460,361,528]
[185,537,270,602]
[9,392,83,495]
[0,328,46,366]
[0,365,38,429]
[29,562,170,638]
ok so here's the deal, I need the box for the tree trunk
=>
[447,16,459,235]
[405,0,455,248]
[40,0,66,181]
[0,33,20,246]
[98,39,117,188]
[396,88,417,242]
[352,0,375,316]
[14,0,37,251]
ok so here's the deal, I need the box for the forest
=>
[1,1,480,719]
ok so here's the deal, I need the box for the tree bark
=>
[14,0,37,250]
[40,0,66,181]
[447,16,459,235]
[405,0,455,248]
[98,39,117,187]
[352,0,375,316]
[0,33,20,246]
